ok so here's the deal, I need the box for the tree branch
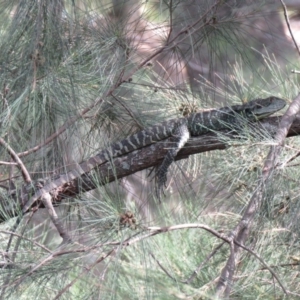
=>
[2,114,300,221]
[0,138,32,183]
[215,93,300,297]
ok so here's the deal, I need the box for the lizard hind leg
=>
[156,123,190,201]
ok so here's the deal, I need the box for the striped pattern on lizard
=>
[22,96,286,212]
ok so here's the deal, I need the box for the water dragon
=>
[21,96,285,213]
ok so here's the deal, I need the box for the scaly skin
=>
[22,96,286,212]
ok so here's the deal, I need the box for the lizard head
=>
[242,97,286,120]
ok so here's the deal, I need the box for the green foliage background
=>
[0,0,299,299]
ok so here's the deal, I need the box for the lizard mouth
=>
[250,98,286,119]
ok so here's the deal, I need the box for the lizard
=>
[20,96,286,213]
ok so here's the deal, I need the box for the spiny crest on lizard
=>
[187,97,286,135]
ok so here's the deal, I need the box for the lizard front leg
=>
[156,123,190,200]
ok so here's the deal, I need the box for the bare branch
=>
[41,193,72,244]
[0,138,32,183]
[0,161,17,166]
[280,0,300,58]
[216,93,300,296]
[5,221,287,297]
[3,114,300,220]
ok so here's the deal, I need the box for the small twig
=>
[234,240,287,295]
[291,70,300,74]
[280,0,300,58]
[5,221,286,297]
[0,175,20,184]
[0,230,51,253]
[110,93,144,130]
[17,103,103,157]
[0,161,17,166]
[5,216,23,253]
[150,252,177,282]
[260,262,300,270]
[145,225,287,296]
[135,225,287,293]
[276,150,300,168]
[1,208,36,299]
[54,222,228,299]
[53,248,116,300]
[166,0,173,44]
[184,242,225,284]
[0,138,31,183]
[221,240,236,298]
[41,193,72,244]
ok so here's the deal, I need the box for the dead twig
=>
[0,138,32,183]
[280,0,300,58]
[41,192,72,244]
[0,161,17,166]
